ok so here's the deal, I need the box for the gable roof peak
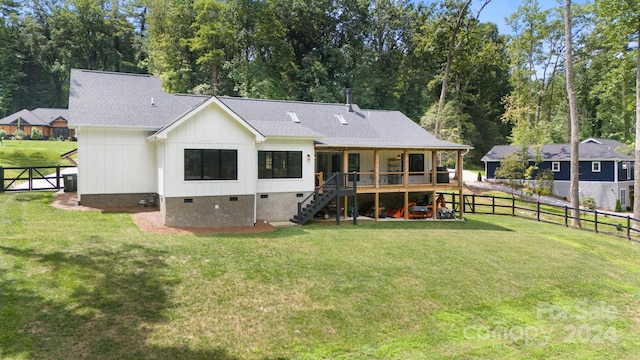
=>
[581,137,603,144]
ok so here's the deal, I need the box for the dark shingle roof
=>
[481,138,633,162]
[68,69,470,150]
[217,97,469,149]
[0,108,68,126]
[68,69,207,128]
[32,108,69,124]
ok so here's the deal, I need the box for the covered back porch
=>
[315,147,466,220]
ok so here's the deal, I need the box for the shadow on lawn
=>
[304,217,514,232]
[0,243,245,359]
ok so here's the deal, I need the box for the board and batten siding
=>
[77,128,156,195]
[155,143,165,197]
[160,103,258,198]
[256,139,316,193]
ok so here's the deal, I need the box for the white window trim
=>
[552,161,560,172]
[592,161,601,173]
[621,188,627,207]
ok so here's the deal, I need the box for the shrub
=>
[581,196,596,210]
[13,129,25,140]
[477,171,482,182]
[615,200,622,212]
[0,129,5,144]
[31,128,43,140]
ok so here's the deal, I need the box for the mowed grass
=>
[1,192,639,359]
[0,140,77,167]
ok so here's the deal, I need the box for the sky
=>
[468,0,589,35]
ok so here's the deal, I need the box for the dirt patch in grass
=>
[51,191,276,235]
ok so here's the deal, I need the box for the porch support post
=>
[404,191,409,220]
[403,149,409,187]
[374,149,380,188]
[432,151,437,185]
[374,192,380,221]
[342,151,349,219]
[343,196,349,219]
[458,150,464,219]
[457,150,463,184]
[432,190,437,219]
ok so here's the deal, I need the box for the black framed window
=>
[258,151,302,179]
[184,149,237,180]
[409,154,425,172]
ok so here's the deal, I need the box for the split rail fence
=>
[443,192,640,241]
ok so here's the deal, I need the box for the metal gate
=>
[0,165,75,192]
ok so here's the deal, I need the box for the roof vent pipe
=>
[345,88,353,112]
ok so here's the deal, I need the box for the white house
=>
[68,69,471,227]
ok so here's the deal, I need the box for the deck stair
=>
[291,172,357,225]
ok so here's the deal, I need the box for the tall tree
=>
[564,0,580,227]
[146,0,198,93]
[504,0,565,145]
[434,0,471,138]
[190,0,234,95]
[0,0,23,116]
[594,0,640,226]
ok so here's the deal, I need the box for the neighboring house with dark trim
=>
[0,108,75,139]
[482,138,635,211]
[68,69,471,228]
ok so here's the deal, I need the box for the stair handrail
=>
[296,172,341,224]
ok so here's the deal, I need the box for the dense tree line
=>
[0,0,638,165]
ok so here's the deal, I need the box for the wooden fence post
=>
[512,197,515,216]
[470,194,476,214]
[492,195,495,214]
[0,166,4,193]
[537,201,540,221]
[627,216,631,240]
[56,165,61,190]
[565,206,568,227]
[594,210,598,233]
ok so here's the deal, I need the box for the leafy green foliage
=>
[582,195,596,210]
[30,128,42,140]
[13,129,25,140]
[494,145,530,195]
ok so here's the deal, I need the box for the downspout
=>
[253,139,259,226]
[253,192,257,226]
[615,160,619,210]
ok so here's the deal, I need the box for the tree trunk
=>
[212,61,218,96]
[633,16,640,229]
[564,0,581,227]
[435,0,472,138]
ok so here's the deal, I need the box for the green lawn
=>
[1,192,639,359]
[0,140,77,167]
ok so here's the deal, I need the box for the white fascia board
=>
[71,124,159,132]
[315,145,473,151]
[263,135,324,141]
